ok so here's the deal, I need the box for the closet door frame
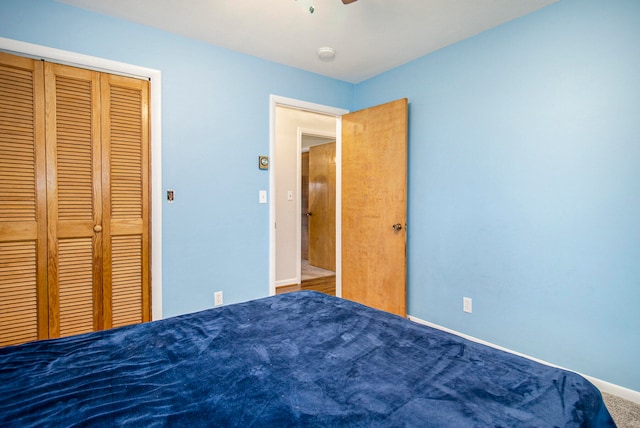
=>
[0,37,163,321]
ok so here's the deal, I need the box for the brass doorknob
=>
[93,225,103,233]
[392,223,402,231]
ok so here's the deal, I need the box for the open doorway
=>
[269,96,348,297]
[270,96,408,316]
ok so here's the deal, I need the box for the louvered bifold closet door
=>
[101,74,150,329]
[45,63,103,338]
[0,53,47,346]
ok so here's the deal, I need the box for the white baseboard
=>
[275,278,299,287]
[408,315,640,405]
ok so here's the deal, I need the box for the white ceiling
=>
[57,0,558,83]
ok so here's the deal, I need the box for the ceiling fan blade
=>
[342,0,358,4]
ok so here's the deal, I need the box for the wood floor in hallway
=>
[276,259,336,296]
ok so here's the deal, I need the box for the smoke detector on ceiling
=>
[317,47,336,61]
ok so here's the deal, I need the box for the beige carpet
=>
[603,392,640,427]
[301,259,335,281]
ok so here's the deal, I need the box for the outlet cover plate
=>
[463,297,472,313]
[214,291,223,307]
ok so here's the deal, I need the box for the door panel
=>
[57,237,95,337]
[45,62,102,337]
[0,53,47,345]
[110,235,143,326]
[101,73,150,328]
[301,152,309,260]
[309,142,336,271]
[342,99,408,316]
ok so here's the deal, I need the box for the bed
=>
[0,291,614,427]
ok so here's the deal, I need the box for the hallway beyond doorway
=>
[276,259,336,296]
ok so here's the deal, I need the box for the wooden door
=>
[308,142,336,271]
[0,52,48,346]
[45,62,103,337]
[301,152,309,260]
[342,99,407,316]
[100,73,150,329]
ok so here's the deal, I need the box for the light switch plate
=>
[259,190,267,204]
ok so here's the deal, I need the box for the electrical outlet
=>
[463,297,472,314]
[214,291,223,307]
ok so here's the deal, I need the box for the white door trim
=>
[0,37,163,320]
[269,95,348,297]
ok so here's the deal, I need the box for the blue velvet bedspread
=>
[0,291,614,427]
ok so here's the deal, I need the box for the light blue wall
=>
[355,0,640,391]
[0,0,354,317]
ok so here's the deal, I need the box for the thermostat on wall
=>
[258,156,269,170]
